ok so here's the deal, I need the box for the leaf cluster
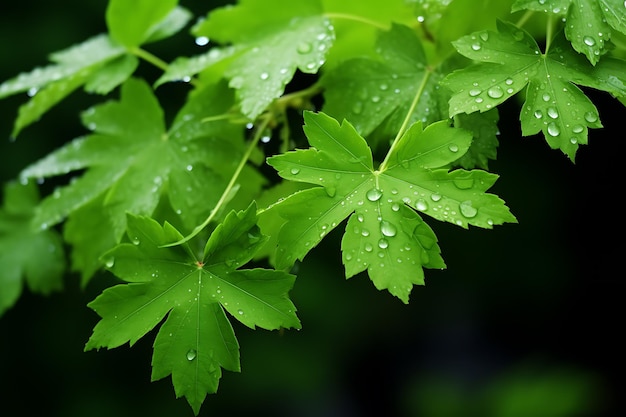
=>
[1,0,625,413]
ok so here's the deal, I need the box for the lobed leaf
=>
[85,204,299,414]
[0,182,65,317]
[267,112,516,303]
[194,0,334,118]
[105,0,178,48]
[443,20,626,160]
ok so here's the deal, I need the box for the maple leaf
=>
[85,203,300,415]
[19,78,263,282]
[322,23,448,139]
[512,0,626,64]
[0,3,192,137]
[192,0,334,119]
[267,112,516,303]
[443,20,626,160]
[0,182,65,317]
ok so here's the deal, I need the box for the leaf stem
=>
[515,10,534,28]
[162,115,272,247]
[129,47,170,72]
[378,69,431,172]
[324,12,389,30]
[544,15,555,54]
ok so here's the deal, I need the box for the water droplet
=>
[378,238,389,249]
[416,199,428,211]
[534,110,543,119]
[471,42,482,51]
[480,32,489,41]
[459,200,478,218]
[391,203,400,212]
[547,122,560,137]
[487,86,504,99]
[542,93,551,102]
[570,137,578,144]
[260,72,269,80]
[366,188,383,202]
[469,88,481,97]
[430,193,442,202]
[237,309,244,315]
[297,42,312,54]
[357,213,364,222]
[186,349,197,361]
[105,258,115,268]
[364,243,373,252]
[131,236,140,245]
[547,107,559,119]
[290,167,300,175]
[325,186,336,197]
[584,112,598,123]
[195,36,209,46]
[371,95,381,103]
[380,221,397,237]
[379,83,388,91]
[572,125,584,134]
[361,228,370,237]
[583,36,596,46]
[448,144,459,153]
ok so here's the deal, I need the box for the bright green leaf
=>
[453,110,500,170]
[84,55,139,94]
[105,0,178,47]
[144,6,193,44]
[85,204,299,414]
[512,0,626,64]
[0,182,65,317]
[267,112,515,303]
[20,79,253,254]
[322,24,447,139]
[194,0,334,118]
[443,20,626,160]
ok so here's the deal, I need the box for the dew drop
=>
[584,112,598,123]
[471,42,482,51]
[260,72,269,80]
[505,78,514,85]
[534,110,543,119]
[380,221,397,237]
[131,236,140,245]
[416,199,428,211]
[480,32,489,41]
[448,143,459,153]
[361,228,370,237]
[290,167,300,175]
[378,238,389,249]
[296,42,312,54]
[547,122,560,137]
[371,95,381,103]
[430,193,442,202]
[391,203,400,212]
[366,188,383,202]
[364,243,373,252]
[468,88,481,97]
[459,200,478,218]
[195,36,209,46]
[547,107,559,119]
[105,258,115,268]
[583,36,596,46]
[237,309,244,315]
[572,125,584,134]
[186,349,197,361]
[570,137,578,144]
[487,86,504,99]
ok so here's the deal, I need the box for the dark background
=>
[1,1,624,416]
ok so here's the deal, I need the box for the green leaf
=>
[154,46,238,87]
[105,0,178,48]
[453,110,500,170]
[512,0,626,64]
[0,182,65,317]
[144,6,193,44]
[84,55,139,94]
[322,23,447,138]
[20,79,252,269]
[267,112,516,303]
[443,20,626,160]
[194,0,334,118]
[85,204,299,414]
